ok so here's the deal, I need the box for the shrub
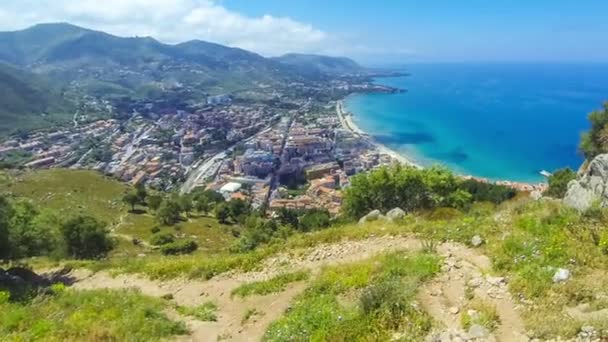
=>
[160,240,198,255]
[176,302,217,321]
[149,232,176,246]
[61,216,114,259]
[156,199,182,225]
[544,168,577,198]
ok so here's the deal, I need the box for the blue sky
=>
[1,0,607,63]
[226,0,608,63]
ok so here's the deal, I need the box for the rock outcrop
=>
[563,154,608,211]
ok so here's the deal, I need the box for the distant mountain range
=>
[0,23,366,136]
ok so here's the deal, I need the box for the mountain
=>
[272,53,366,76]
[0,63,74,136]
[0,23,307,99]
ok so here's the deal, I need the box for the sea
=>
[345,63,608,183]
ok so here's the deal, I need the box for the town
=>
[0,78,408,216]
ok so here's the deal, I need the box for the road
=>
[180,126,274,194]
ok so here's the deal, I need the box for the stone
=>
[530,190,542,201]
[386,207,406,221]
[468,324,490,339]
[564,154,608,212]
[359,209,382,224]
[449,306,460,314]
[486,276,505,286]
[552,268,571,283]
[467,277,483,288]
[471,235,484,247]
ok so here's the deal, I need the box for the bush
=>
[156,199,181,225]
[149,232,176,246]
[545,168,577,198]
[61,216,114,259]
[461,179,517,204]
[160,240,198,255]
[580,102,608,159]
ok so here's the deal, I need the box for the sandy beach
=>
[336,100,422,168]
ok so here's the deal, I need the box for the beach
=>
[336,100,422,168]
[337,100,547,192]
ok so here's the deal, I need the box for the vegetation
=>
[176,302,218,322]
[343,165,514,218]
[0,287,187,341]
[61,215,114,260]
[160,240,198,256]
[264,252,440,341]
[231,271,310,298]
[545,168,577,198]
[580,102,608,159]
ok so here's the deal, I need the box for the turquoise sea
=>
[346,64,608,182]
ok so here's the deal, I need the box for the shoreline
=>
[337,99,547,192]
[337,100,422,169]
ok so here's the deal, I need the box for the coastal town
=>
[0,81,547,216]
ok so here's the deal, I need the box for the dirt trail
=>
[69,236,525,342]
[419,243,526,342]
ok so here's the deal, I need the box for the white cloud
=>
[0,0,336,57]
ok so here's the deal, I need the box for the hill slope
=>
[272,53,366,76]
[0,63,74,136]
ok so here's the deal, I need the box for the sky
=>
[0,0,607,64]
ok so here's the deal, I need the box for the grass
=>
[460,299,500,331]
[263,252,440,341]
[231,271,310,298]
[176,302,218,322]
[0,287,187,341]
[242,308,265,324]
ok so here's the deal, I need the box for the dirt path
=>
[68,236,525,341]
[419,243,527,342]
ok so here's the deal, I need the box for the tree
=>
[194,196,211,215]
[122,192,139,212]
[215,203,231,224]
[8,201,58,258]
[228,199,250,222]
[61,216,114,259]
[156,199,182,225]
[299,209,331,232]
[178,194,193,217]
[135,184,148,204]
[0,196,14,260]
[580,102,608,159]
[545,168,577,198]
[147,195,163,211]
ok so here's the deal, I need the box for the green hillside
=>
[272,53,366,76]
[0,63,74,136]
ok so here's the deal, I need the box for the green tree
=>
[545,168,577,198]
[135,184,148,204]
[178,194,193,217]
[8,201,58,258]
[61,216,114,259]
[194,196,211,215]
[580,102,608,159]
[156,199,182,225]
[0,196,14,259]
[299,209,331,232]
[215,203,231,224]
[228,199,250,222]
[122,192,139,212]
[147,194,163,211]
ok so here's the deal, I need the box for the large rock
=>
[553,268,571,283]
[564,154,608,212]
[358,209,381,224]
[386,208,406,221]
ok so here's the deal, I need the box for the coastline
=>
[337,99,548,192]
[336,100,422,169]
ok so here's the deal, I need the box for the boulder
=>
[564,154,608,211]
[358,209,381,224]
[468,324,490,339]
[553,268,571,283]
[471,235,484,247]
[530,190,542,201]
[386,208,406,221]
